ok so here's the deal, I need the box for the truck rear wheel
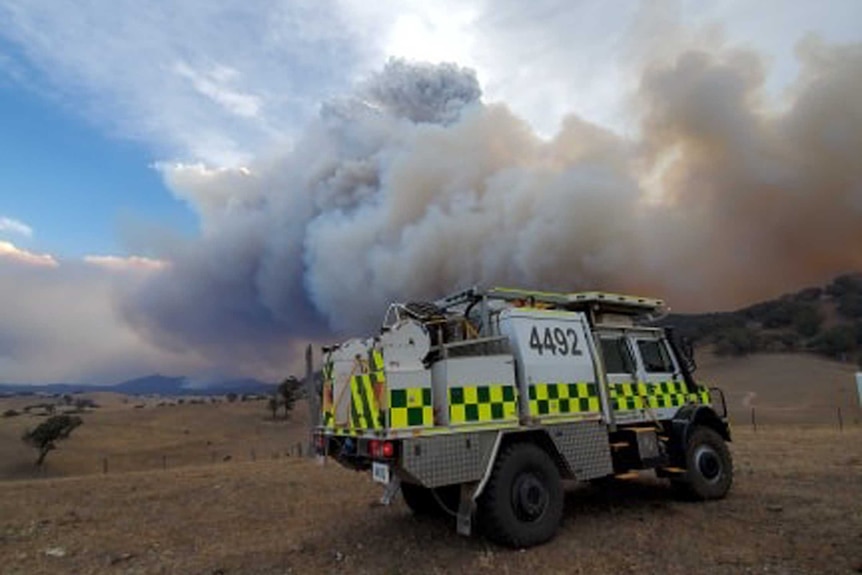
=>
[401,483,459,517]
[673,426,733,500]
[479,443,563,548]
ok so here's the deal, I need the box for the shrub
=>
[714,327,759,356]
[811,325,857,359]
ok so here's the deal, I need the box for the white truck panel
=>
[431,355,517,425]
[499,309,599,420]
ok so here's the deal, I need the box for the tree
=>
[278,376,300,419]
[21,414,82,467]
[792,304,823,338]
[811,325,856,360]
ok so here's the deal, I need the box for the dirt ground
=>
[1,425,860,575]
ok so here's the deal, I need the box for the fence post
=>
[751,407,757,432]
[837,407,844,432]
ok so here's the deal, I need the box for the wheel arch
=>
[497,429,571,479]
[667,404,731,466]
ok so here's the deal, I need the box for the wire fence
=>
[726,404,862,431]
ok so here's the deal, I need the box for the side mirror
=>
[680,336,697,373]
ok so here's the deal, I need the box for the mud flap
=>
[380,475,401,506]
[457,482,479,536]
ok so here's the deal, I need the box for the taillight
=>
[367,440,394,458]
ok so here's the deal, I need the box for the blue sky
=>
[0,61,196,258]
[0,0,860,384]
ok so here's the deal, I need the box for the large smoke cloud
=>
[123,45,862,376]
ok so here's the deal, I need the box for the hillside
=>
[663,273,862,364]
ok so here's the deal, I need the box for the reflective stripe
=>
[609,381,711,410]
[371,350,385,372]
[528,382,600,417]
[389,387,433,428]
[322,361,335,428]
[449,384,518,424]
[350,374,384,430]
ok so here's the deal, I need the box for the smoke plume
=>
[123,44,862,376]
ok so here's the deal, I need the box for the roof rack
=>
[487,287,663,316]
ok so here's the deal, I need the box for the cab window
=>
[636,339,675,373]
[600,338,635,374]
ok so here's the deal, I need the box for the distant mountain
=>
[0,374,277,397]
[112,374,188,395]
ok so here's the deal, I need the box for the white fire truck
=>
[313,287,732,547]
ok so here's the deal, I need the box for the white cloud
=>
[0,240,57,267]
[0,0,376,165]
[0,216,33,237]
[173,61,262,119]
[0,1,858,165]
[83,255,169,272]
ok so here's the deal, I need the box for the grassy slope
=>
[696,352,862,424]
[0,395,310,480]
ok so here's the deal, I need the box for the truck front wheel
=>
[479,443,563,548]
[673,426,733,500]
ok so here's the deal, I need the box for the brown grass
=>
[697,352,862,425]
[0,426,860,574]
[1,354,862,573]
[0,396,310,479]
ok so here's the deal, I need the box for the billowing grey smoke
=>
[123,47,862,377]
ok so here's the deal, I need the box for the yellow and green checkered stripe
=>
[389,387,433,428]
[449,384,518,424]
[610,381,710,411]
[528,382,600,417]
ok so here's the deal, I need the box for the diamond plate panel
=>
[401,431,498,488]
[547,420,613,480]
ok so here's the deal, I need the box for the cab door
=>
[596,329,639,422]
[630,332,687,419]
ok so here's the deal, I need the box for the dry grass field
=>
[1,353,861,574]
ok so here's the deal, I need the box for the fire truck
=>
[313,287,732,547]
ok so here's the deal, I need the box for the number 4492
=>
[528,325,582,356]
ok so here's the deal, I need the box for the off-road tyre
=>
[672,426,733,500]
[401,483,460,517]
[478,443,563,548]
